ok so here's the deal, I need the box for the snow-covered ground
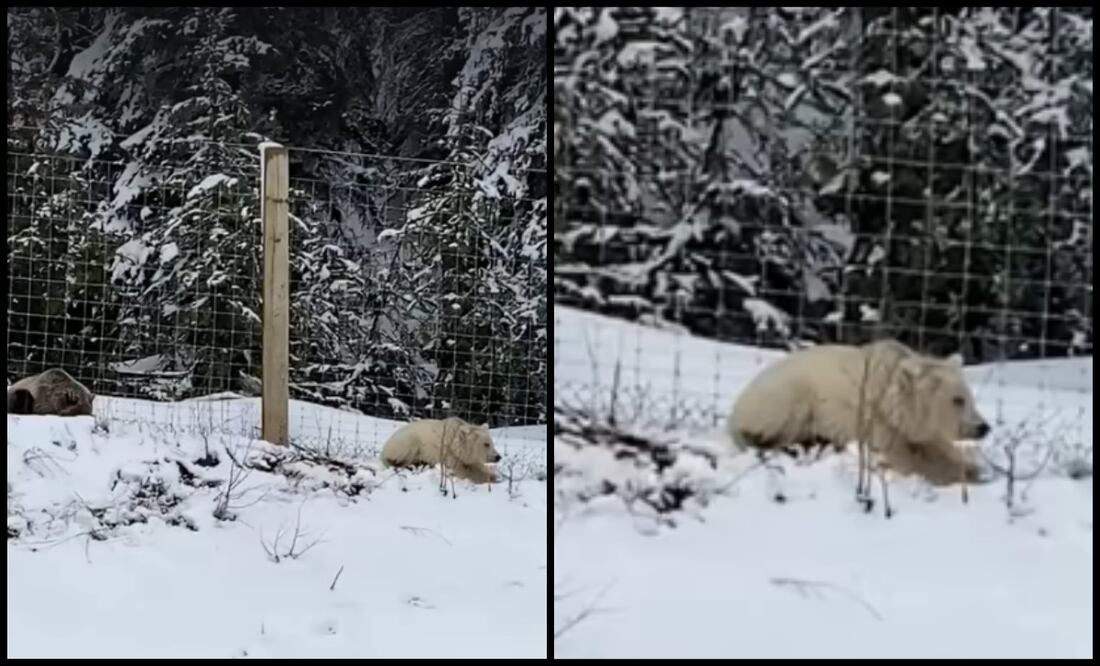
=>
[554,305,1093,659]
[7,398,547,658]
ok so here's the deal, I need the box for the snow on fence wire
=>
[7,128,548,454]
[553,7,1092,454]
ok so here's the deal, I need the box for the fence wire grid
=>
[7,125,547,457]
[553,7,1092,459]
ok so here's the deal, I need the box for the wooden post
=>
[261,142,290,445]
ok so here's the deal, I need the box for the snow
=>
[959,36,988,71]
[553,305,1092,659]
[776,72,799,88]
[258,141,285,155]
[8,396,547,658]
[450,7,539,135]
[108,353,171,376]
[58,12,119,103]
[186,174,238,200]
[111,238,155,284]
[795,13,839,46]
[719,17,748,43]
[616,41,667,68]
[742,298,792,337]
[106,161,153,226]
[1064,146,1091,176]
[121,122,158,151]
[862,69,900,87]
[159,242,179,264]
[55,114,115,160]
[591,9,619,47]
[594,109,635,139]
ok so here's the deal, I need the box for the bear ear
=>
[456,429,475,456]
[945,353,964,368]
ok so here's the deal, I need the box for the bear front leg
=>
[463,462,497,484]
[443,461,491,484]
[478,462,499,484]
[946,441,986,485]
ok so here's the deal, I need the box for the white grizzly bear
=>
[728,339,990,486]
[381,417,502,484]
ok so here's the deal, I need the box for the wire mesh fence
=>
[7,125,547,456]
[553,7,1092,455]
[282,149,547,454]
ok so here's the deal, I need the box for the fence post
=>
[260,142,290,445]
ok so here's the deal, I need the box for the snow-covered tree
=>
[7,7,547,423]
[555,6,1091,360]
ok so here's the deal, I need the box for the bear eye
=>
[952,396,965,407]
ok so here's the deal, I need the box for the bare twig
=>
[259,526,284,563]
[855,353,873,505]
[399,524,452,546]
[215,441,261,520]
[554,582,615,641]
[260,502,326,562]
[979,410,1068,511]
[770,576,883,621]
[329,565,345,591]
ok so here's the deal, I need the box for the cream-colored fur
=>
[728,340,989,485]
[381,417,501,484]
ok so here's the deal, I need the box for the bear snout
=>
[974,421,991,439]
[489,452,502,463]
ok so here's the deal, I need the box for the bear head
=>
[898,353,990,445]
[460,422,501,464]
